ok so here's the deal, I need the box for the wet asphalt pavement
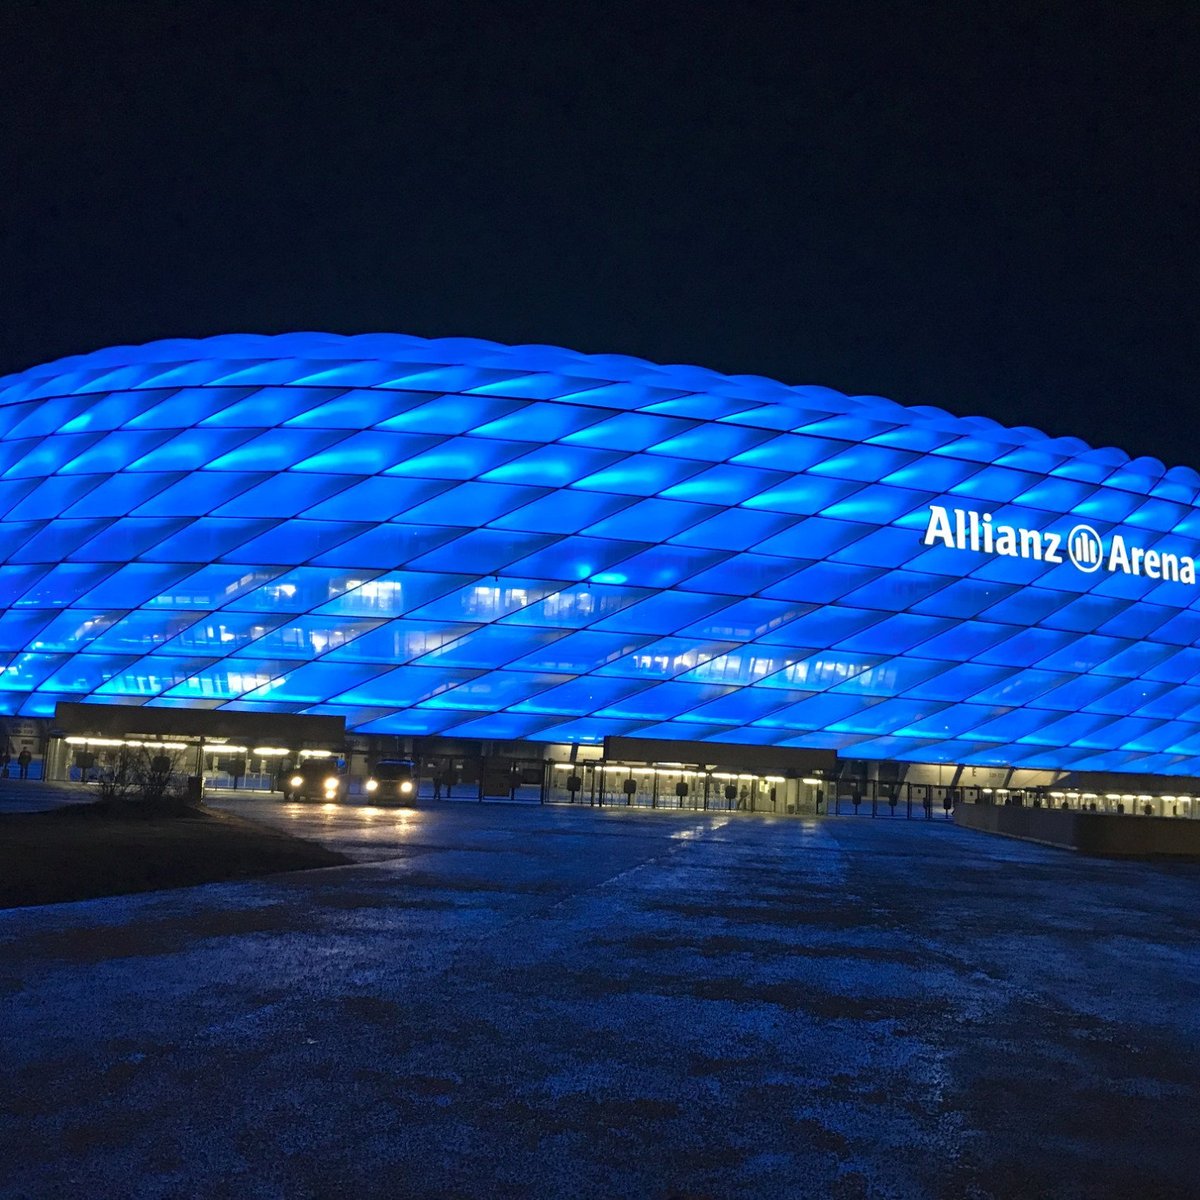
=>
[2,796,1199,1199]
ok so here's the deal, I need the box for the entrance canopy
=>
[51,702,344,746]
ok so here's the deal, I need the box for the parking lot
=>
[3,795,1199,1198]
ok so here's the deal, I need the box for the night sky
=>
[1,3,1196,464]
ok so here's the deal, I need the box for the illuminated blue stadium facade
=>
[4,332,1200,776]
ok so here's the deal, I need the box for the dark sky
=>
[1,2,1196,464]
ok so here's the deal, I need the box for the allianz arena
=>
[5,332,1200,791]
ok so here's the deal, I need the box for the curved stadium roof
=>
[3,332,1200,774]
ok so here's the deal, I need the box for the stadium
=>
[3,333,1200,814]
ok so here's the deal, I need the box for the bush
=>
[95,747,191,808]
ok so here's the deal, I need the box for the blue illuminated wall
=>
[3,332,1200,774]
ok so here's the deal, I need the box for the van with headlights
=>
[283,759,347,802]
[365,758,420,803]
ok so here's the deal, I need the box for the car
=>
[284,759,347,801]
[365,758,420,803]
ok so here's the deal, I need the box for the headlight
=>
[290,775,303,788]
[400,780,413,795]
[324,777,339,790]
[365,778,378,792]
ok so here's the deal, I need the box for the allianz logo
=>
[922,505,1197,585]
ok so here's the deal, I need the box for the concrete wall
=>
[955,803,1200,857]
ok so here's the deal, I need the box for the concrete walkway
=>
[2,798,1198,1198]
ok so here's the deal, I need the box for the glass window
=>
[419,671,570,711]
[0,652,70,692]
[152,612,278,655]
[502,582,652,629]
[595,680,738,721]
[687,686,802,725]
[242,661,388,704]
[0,608,56,651]
[88,610,211,654]
[407,578,558,622]
[37,654,139,695]
[413,625,566,669]
[679,597,812,642]
[93,655,217,697]
[508,674,652,715]
[327,664,484,708]
[227,567,385,614]
[506,629,655,674]
[24,609,125,652]
[594,635,738,680]
[314,571,472,618]
[435,712,555,740]
[143,564,287,610]
[232,615,385,660]
[321,618,478,664]
[13,562,120,608]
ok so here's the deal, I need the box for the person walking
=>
[17,748,32,779]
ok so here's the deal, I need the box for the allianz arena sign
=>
[923,505,1198,585]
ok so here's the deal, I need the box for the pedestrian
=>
[432,768,442,800]
[17,748,32,779]
[0,749,9,779]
